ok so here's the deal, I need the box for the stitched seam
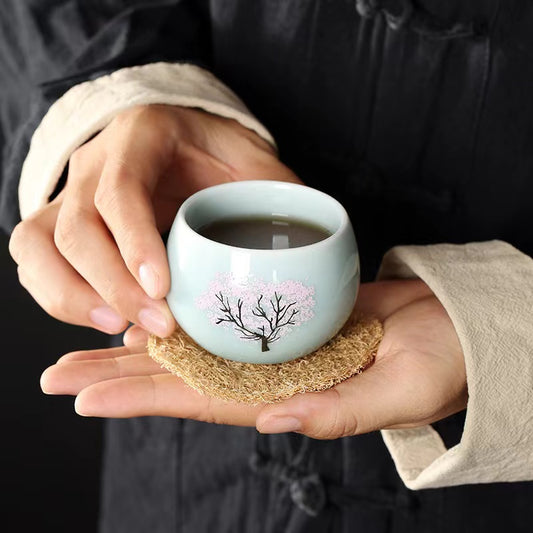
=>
[467,37,491,184]
[468,0,501,185]
[360,15,386,159]
[413,44,452,186]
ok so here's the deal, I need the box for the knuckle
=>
[9,221,30,262]
[116,232,146,267]
[94,189,150,272]
[46,290,71,319]
[68,145,89,170]
[93,182,111,213]
[94,171,129,215]
[54,213,79,256]
[16,266,29,289]
[337,408,360,438]
[99,281,124,314]
[312,417,343,440]
[9,219,46,265]
[312,390,358,440]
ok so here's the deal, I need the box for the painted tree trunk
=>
[261,336,270,352]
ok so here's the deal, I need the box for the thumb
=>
[255,353,425,439]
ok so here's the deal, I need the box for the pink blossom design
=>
[196,273,315,352]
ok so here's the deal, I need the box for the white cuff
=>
[19,62,276,219]
[377,241,533,489]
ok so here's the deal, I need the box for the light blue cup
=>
[166,180,359,364]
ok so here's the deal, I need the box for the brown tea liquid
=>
[197,216,331,249]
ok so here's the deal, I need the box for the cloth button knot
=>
[355,0,481,40]
[289,472,326,517]
[249,451,326,516]
[355,0,380,18]
[355,0,413,30]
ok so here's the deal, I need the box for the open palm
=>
[40,279,467,438]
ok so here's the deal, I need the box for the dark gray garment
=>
[1,1,532,532]
[0,0,211,232]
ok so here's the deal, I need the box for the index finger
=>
[94,152,172,300]
[74,373,262,425]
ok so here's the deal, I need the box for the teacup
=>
[166,180,359,364]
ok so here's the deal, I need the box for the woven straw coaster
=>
[147,313,383,405]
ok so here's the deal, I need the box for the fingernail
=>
[259,416,301,434]
[138,307,170,338]
[90,306,125,333]
[139,263,159,299]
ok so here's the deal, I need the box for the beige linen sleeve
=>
[19,62,275,220]
[377,240,533,490]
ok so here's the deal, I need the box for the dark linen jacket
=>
[1,1,532,532]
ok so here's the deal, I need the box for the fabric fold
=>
[378,240,533,489]
[19,62,276,219]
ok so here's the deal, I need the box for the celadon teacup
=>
[166,180,359,364]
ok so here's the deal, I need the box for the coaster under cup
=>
[148,313,383,405]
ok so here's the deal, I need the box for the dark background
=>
[1,231,104,532]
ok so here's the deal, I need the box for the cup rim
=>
[176,180,352,254]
